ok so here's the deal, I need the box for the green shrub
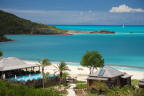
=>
[76,83,87,89]
[75,80,86,84]
[131,80,139,86]
[86,84,144,96]
[92,81,109,91]
[0,80,60,96]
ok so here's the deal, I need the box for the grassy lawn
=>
[76,83,87,89]
[131,79,139,86]
[75,80,86,84]
[45,83,68,96]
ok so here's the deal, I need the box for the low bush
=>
[0,80,60,96]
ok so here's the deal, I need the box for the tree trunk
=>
[1,72,3,80]
[89,67,92,74]
[60,72,62,84]
[92,67,95,74]
[42,67,44,88]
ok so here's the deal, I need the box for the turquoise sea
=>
[1,25,144,71]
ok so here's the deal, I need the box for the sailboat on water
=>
[122,24,125,28]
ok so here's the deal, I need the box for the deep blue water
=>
[0,25,144,69]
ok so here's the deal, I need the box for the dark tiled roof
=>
[121,74,132,78]
[89,66,124,78]
[87,77,108,80]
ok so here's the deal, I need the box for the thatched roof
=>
[0,57,39,71]
[89,66,124,78]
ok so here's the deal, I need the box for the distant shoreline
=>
[21,59,144,71]
[67,30,115,34]
[23,60,144,80]
[52,25,144,26]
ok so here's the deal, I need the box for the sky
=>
[0,0,144,25]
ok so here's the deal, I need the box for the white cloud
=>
[1,8,144,25]
[109,4,144,13]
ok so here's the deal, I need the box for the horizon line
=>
[48,24,144,26]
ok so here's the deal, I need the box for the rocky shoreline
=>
[0,35,13,42]
[90,30,115,34]
[0,30,115,42]
[67,30,115,34]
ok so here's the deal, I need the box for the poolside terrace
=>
[0,57,40,80]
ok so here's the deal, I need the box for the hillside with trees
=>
[0,10,68,42]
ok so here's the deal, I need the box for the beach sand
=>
[24,60,144,81]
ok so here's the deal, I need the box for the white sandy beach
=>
[24,60,144,81]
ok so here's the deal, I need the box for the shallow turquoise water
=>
[9,74,42,82]
[56,25,144,34]
[9,74,56,82]
[0,25,144,70]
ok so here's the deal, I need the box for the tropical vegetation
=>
[75,80,144,96]
[0,80,61,96]
[92,81,109,92]
[54,61,70,83]
[39,58,51,88]
[80,50,104,74]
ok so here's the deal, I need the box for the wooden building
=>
[0,57,40,80]
[139,79,144,88]
[87,66,132,90]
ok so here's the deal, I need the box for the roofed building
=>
[87,66,132,90]
[0,57,40,80]
[139,79,144,88]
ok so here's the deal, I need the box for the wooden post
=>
[87,79,90,90]
[1,72,3,80]
[117,77,121,86]
[39,66,40,71]
[2,72,5,80]
[19,69,21,76]
[42,67,44,88]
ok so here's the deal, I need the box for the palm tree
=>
[54,61,70,84]
[39,58,51,88]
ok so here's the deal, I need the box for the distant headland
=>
[0,10,116,42]
[0,10,69,42]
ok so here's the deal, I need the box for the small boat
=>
[122,24,125,28]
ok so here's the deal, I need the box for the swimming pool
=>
[9,74,57,82]
[9,74,42,82]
